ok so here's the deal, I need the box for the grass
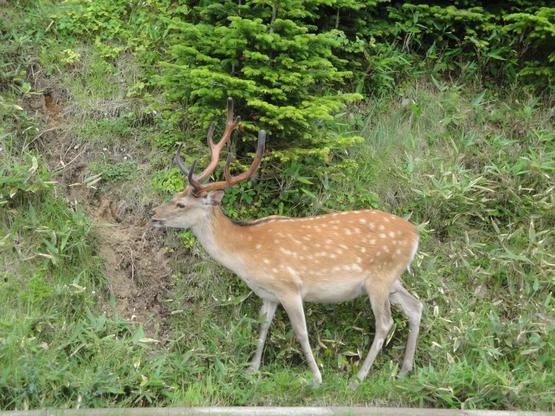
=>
[1,0,554,411]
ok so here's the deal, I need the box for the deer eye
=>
[176,202,186,208]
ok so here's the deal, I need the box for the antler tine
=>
[173,143,189,176]
[223,151,234,184]
[187,160,204,196]
[225,129,266,187]
[226,96,234,124]
[195,129,266,194]
[195,97,241,182]
[206,122,216,147]
[173,143,202,195]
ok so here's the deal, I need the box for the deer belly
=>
[302,278,366,304]
[242,278,280,302]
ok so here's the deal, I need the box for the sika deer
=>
[152,98,423,385]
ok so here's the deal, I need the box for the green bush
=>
[503,7,555,87]
[379,3,554,89]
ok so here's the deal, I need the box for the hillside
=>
[1,0,553,410]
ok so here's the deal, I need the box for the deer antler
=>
[174,97,266,196]
[173,143,189,176]
[174,97,239,179]
[196,97,240,181]
[187,130,266,195]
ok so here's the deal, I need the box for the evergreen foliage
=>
[158,1,362,154]
[379,3,555,88]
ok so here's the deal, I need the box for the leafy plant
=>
[90,159,137,182]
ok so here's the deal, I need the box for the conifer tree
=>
[159,0,362,152]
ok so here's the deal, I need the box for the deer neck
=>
[191,206,248,273]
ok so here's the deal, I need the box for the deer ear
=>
[205,190,224,206]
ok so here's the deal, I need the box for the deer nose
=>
[151,216,164,227]
[150,208,163,224]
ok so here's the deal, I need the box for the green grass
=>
[1,0,554,411]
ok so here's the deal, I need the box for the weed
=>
[90,159,137,182]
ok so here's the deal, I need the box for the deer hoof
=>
[348,380,360,390]
[311,379,322,389]
[398,366,412,378]
[246,365,258,374]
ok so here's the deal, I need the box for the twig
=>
[24,125,63,150]
[53,144,88,174]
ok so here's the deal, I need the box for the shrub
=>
[379,3,554,90]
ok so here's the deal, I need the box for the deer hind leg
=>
[280,294,322,385]
[355,283,394,383]
[248,299,278,373]
[389,280,423,376]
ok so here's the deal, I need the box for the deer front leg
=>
[280,294,322,385]
[248,299,278,373]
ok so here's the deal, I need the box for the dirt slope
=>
[25,71,174,338]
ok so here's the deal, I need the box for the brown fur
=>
[153,192,422,385]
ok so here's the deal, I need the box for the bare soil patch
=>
[93,197,172,338]
[25,71,175,339]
